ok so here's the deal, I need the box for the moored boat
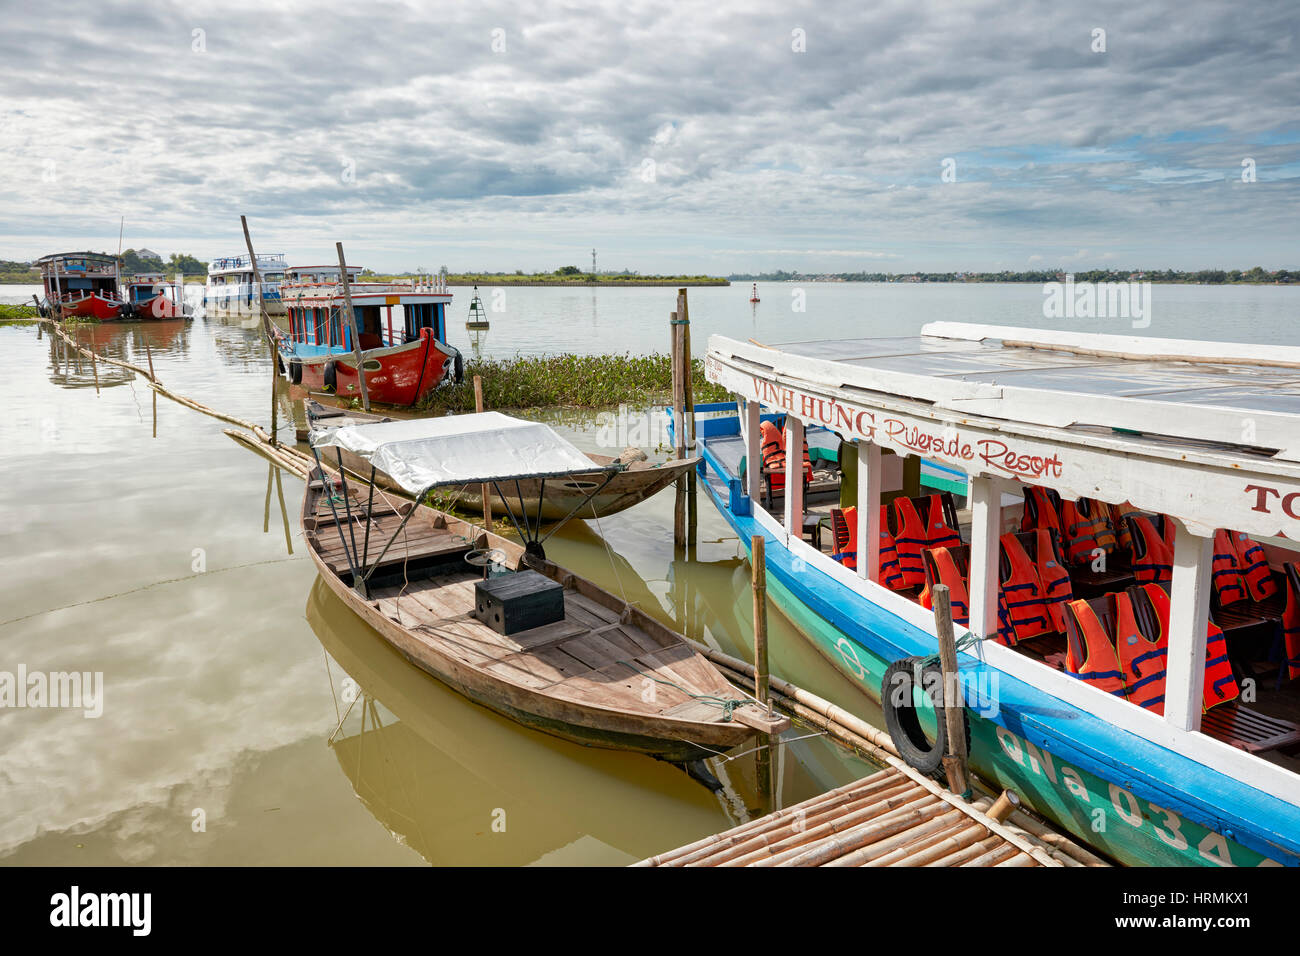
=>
[36,252,127,319]
[686,322,1300,866]
[124,273,190,319]
[301,400,697,521]
[204,252,287,318]
[278,275,462,407]
[303,411,786,763]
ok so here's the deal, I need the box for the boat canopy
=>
[310,411,615,495]
[706,322,1300,537]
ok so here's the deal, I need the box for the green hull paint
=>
[752,543,1278,868]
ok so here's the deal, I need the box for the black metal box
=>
[473,570,565,635]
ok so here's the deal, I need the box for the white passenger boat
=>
[683,322,1300,866]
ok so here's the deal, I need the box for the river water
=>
[1,281,1297,865]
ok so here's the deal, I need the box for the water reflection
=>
[306,577,731,865]
[44,319,193,390]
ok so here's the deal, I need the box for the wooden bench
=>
[1201,703,1300,756]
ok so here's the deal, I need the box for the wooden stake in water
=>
[752,534,774,806]
[336,242,371,413]
[142,331,155,380]
[240,214,271,340]
[670,312,687,549]
[269,336,279,447]
[678,289,697,547]
[474,375,491,532]
[932,583,971,797]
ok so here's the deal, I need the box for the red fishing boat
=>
[277,274,463,407]
[37,252,127,319]
[125,273,189,319]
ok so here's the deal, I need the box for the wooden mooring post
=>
[474,374,491,531]
[240,215,272,342]
[677,289,697,547]
[752,534,775,805]
[932,583,971,797]
[336,241,371,413]
[670,311,687,549]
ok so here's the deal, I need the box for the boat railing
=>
[280,277,449,296]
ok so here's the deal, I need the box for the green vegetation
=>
[0,260,38,284]
[730,267,1298,284]
[0,303,39,320]
[416,353,728,413]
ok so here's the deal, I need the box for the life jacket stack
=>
[1210,529,1278,607]
[995,530,1073,645]
[1127,514,1175,584]
[1282,564,1300,681]
[1022,487,1116,566]
[758,420,811,493]
[888,494,962,589]
[1062,584,1238,713]
[920,547,970,625]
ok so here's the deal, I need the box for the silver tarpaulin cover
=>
[310,411,609,494]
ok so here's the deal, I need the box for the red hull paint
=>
[133,294,185,320]
[60,295,124,320]
[293,330,453,407]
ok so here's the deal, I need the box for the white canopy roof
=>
[310,411,609,494]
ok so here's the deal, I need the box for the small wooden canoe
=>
[301,401,697,521]
[302,468,786,762]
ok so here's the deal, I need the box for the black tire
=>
[881,656,970,776]
[453,351,464,384]
[288,359,302,385]
[323,360,337,392]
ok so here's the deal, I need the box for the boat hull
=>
[686,414,1298,867]
[59,294,124,320]
[132,294,186,320]
[290,331,454,407]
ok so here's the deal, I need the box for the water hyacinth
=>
[418,353,728,412]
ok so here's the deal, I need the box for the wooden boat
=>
[277,275,461,407]
[36,252,127,319]
[204,252,287,318]
[302,400,697,521]
[124,273,189,319]
[685,321,1300,867]
[303,411,785,763]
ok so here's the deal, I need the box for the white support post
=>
[967,476,1002,640]
[857,441,881,582]
[1164,520,1212,733]
[783,415,804,544]
[745,399,761,503]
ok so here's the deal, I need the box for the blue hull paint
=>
[679,406,1300,866]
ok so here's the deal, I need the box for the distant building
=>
[137,248,163,261]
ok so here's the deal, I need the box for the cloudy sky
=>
[1,0,1296,273]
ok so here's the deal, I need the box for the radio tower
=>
[591,248,597,275]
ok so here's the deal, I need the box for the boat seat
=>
[1200,702,1300,756]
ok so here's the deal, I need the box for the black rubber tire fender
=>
[453,350,464,384]
[288,358,302,385]
[323,360,337,392]
[881,656,970,776]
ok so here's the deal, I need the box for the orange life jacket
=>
[1021,486,1061,534]
[1063,597,1127,697]
[1034,529,1074,632]
[998,534,1051,642]
[1059,498,1103,565]
[1083,498,1118,552]
[833,506,858,571]
[921,493,962,550]
[1109,502,1139,551]
[876,504,906,590]
[1116,586,1168,714]
[924,547,970,626]
[1211,529,1248,607]
[1229,531,1277,601]
[891,496,932,587]
[1129,515,1174,584]
[758,420,810,492]
[1134,582,1239,713]
[1282,567,1300,681]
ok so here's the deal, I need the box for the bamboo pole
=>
[475,375,490,531]
[240,215,271,340]
[932,583,971,797]
[142,331,154,379]
[335,242,370,413]
[987,789,1020,822]
[269,336,280,447]
[751,534,774,806]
